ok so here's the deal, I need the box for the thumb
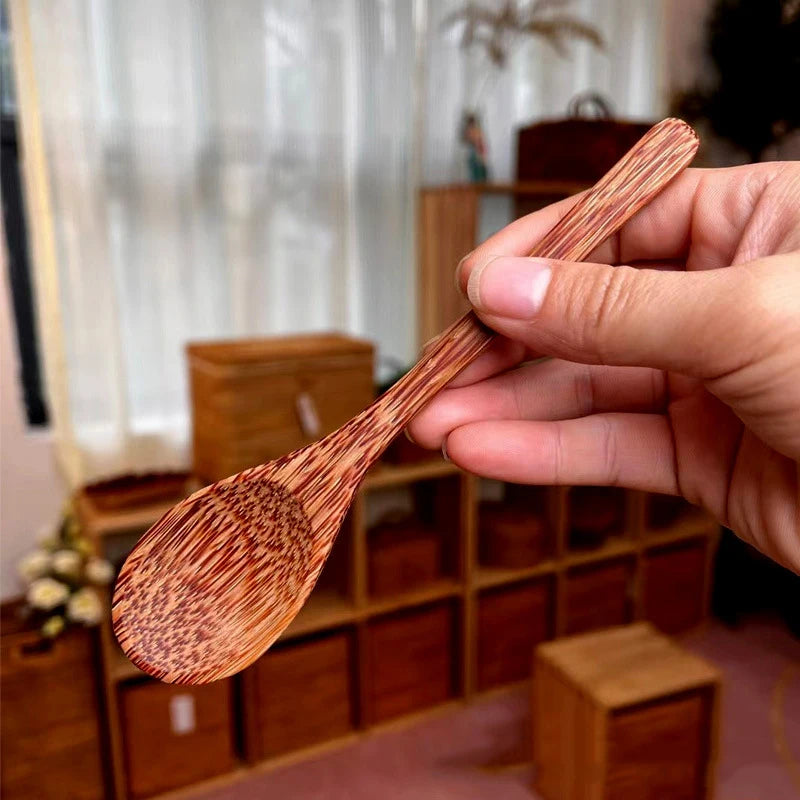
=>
[464,253,784,378]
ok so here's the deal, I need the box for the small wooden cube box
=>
[241,629,355,760]
[643,540,708,634]
[563,559,633,636]
[188,333,374,482]
[534,623,720,800]
[365,602,456,723]
[119,679,234,799]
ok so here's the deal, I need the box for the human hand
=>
[408,163,800,573]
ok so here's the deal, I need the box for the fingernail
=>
[454,252,473,293]
[404,428,417,445]
[441,439,450,462]
[467,256,552,319]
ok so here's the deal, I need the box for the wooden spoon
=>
[113,118,699,685]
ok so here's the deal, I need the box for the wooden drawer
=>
[564,559,633,635]
[369,517,442,597]
[1,627,106,800]
[477,579,552,690]
[119,679,234,798]
[643,541,708,634]
[188,333,374,482]
[242,629,355,760]
[366,602,456,723]
[606,689,713,800]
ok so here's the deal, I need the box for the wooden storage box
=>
[119,678,234,798]
[643,540,708,634]
[368,516,442,597]
[1,608,106,800]
[365,601,456,723]
[188,333,374,482]
[534,623,720,800]
[477,579,552,690]
[564,559,633,635]
[568,487,625,550]
[517,118,652,184]
[241,629,355,760]
[479,502,550,568]
[647,493,693,530]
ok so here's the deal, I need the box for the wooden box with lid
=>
[188,333,374,482]
[533,623,720,800]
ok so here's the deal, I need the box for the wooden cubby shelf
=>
[79,461,719,800]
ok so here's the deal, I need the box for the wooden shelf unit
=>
[78,461,719,799]
[417,181,588,346]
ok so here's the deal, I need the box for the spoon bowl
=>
[113,118,700,684]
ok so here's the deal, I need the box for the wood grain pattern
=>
[113,119,699,685]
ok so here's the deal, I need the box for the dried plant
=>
[441,0,604,69]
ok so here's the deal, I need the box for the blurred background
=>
[1,1,799,799]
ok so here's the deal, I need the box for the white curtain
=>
[16,0,665,485]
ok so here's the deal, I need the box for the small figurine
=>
[461,111,489,182]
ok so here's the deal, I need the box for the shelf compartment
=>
[366,579,461,618]
[566,486,627,551]
[363,458,459,490]
[473,560,557,590]
[563,536,636,568]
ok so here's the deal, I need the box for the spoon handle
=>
[357,118,699,454]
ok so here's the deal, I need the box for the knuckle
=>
[598,416,621,484]
[579,266,637,361]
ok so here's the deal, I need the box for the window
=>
[1,0,48,426]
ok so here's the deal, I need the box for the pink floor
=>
[196,618,800,800]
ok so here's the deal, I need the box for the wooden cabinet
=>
[365,601,456,723]
[119,678,234,798]
[477,579,552,690]
[0,618,107,800]
[188,333,374,482]
[241,629,355,760]
[534,623,720,800]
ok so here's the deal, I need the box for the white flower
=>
[18,550,52,582]
[27,578,70,611]
[52,549,82,578]
[41,615,65,638]
[86,558,114,585]
[67,588,103,626]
